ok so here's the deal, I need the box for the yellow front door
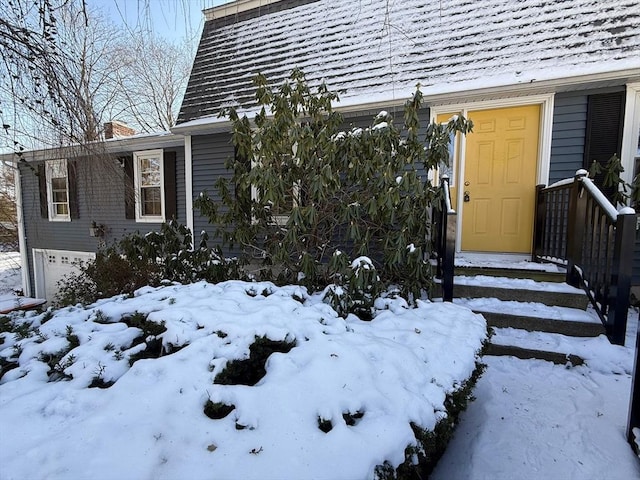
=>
[461,105,540,253]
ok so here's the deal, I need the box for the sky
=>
[89,0,230,44]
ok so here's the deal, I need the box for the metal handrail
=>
[435,176,456,302]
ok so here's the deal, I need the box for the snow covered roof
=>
[177,0,640,124]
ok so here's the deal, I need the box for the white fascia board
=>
[621,82,640,185]
[171,117,234,136]
[184,135,195,240]
[204,0,282,20]
[0,133,184,164]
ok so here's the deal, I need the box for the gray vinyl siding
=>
[548,92,588,185]
[19,146,185,293]
[175,148,187,225]
[191,133,235,247]
[188,108,431,256]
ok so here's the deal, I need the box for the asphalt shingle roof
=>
[177,0,640,124]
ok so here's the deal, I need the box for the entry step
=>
[454,298,603,337]
[487,327,632,373]
[450,275,588,309]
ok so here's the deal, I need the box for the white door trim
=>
[430,93,555,252]
[621,83,640,185]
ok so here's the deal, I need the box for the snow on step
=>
[455,257,565,273]
[453,298,600,324]
[453,275,584,294]
[491,327,632,375]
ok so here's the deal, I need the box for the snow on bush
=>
[0,280,486,479]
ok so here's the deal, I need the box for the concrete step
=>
[484,343,585,366]
[454,298,604,338]
[483,326,629,370]
[485,327,588,365]
[451,275,589,309]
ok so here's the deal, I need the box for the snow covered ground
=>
[0,251,21,295]
[433,352,640,479]
[434,301,640,479]
[1,251,639,479]
[0,252,486,480]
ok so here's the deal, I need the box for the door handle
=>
[464,191,470,202]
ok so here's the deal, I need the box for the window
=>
[38,159,77,221]
[267,182,300,226]
[45,159,70,221]
[436,112,461,183]
[133,149,164,222]
[248,144,300,226]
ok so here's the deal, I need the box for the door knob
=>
[464,191,470,202]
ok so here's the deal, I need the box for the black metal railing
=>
[533,169,635,346]
[435,176,456,302]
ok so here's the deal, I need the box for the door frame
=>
[621,82,640,186]
[430,93,555,253]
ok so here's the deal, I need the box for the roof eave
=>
[172,67,640,133]
[171,118,234,136]
[0,133,184,164]
[203,0,283,21]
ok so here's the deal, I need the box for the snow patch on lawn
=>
[0,251,21,295]
[0,281,487,480]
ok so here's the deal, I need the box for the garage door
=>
[33,249,96,301]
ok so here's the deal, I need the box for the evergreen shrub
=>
[55,220,240,306]
[195,69,472,305]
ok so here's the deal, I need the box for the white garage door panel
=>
[33,249,96,301]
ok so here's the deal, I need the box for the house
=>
[4,0,640,301]
[7,125,186,300]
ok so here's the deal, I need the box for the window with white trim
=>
[133,149,164,222]
[45,159,70,221]
[249,144,300,226]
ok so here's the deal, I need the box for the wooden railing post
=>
[608,208,635,345]
[628,309,640,449]
[566,169,588,287]
[442,207,456,302]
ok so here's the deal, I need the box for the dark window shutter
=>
[37,163,48,219]
[67,160,79,219]
[163,151,177,221]
[122,156,135,219]
[583,91,625,197]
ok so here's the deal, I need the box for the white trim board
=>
[14,167,30,296]
[621,82,640,185]
[204,0,281,20]
[184,135,195,241]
